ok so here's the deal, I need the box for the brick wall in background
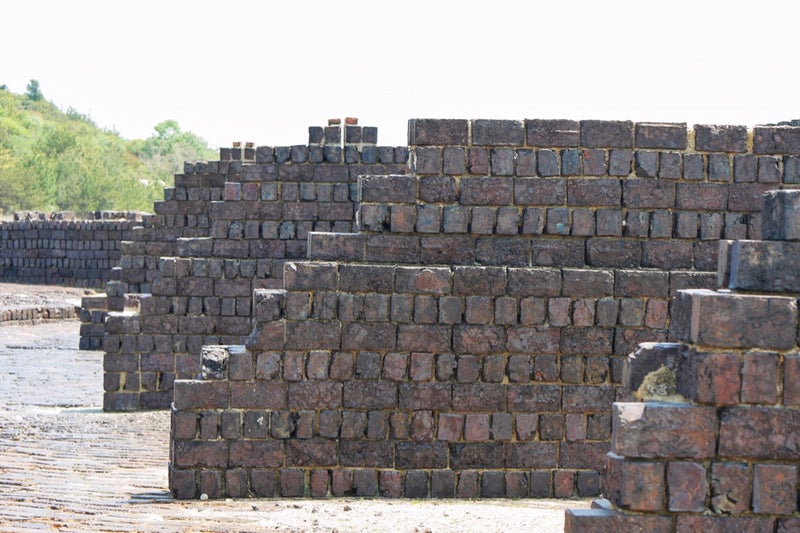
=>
[102,119,409,410]
[0,211,144,288]
[168,119,800,500]
[566,188,800,531]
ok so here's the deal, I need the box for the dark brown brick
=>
[635,122,687,150]
[719,406,800,460]
[526,119,580,147]
[605,453,665,512]
[580,120,633,148]
[473,119,524,146]
[754,126,800,154]
[408,119,469,146]
[695,124,748,152]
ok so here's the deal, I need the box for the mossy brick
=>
[754,125,800,154]
[695,124,748,152]
[408,119,469,146]
[612,402,717,459]
[622,342,680,393]
[670,289,797,349]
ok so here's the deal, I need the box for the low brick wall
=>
[0,211,144,288]
[566,189,800,531]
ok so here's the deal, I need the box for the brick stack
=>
[168,119,800,499]
[102,120,408,410]
[566,188,800,531]
[0,211,143,288]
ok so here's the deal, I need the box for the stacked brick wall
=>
[168,119,800,499]
[566,189,800,531]
[0,211,143,288]
[103,120,408,410]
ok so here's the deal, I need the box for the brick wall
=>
[0,211,143,288]
[167,119,800,499]
[566,189,800,531]
[102,119,409,410]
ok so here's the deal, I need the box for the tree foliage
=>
[25,79,43,101]
[0,87,216,215]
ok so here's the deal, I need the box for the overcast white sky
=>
[2,0,797,149]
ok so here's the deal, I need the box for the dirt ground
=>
[0,284,592,532]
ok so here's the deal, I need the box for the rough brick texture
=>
[568,188,800,530]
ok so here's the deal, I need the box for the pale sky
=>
[3,0,797,149]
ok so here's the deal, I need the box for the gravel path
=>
[0,288,590,532]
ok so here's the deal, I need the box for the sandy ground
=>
[0,285,592,532]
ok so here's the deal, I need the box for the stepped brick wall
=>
[167,119,800,500]
[102,119,409,410]
[0,211,143,288]
[566,189,800,531]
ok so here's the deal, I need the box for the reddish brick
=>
[343,381,396,409]
[250,469,276,497]
[331,469,353,496]
[399,383,451,410]
[309,469,329,497]
[741,352,778,404]
[565,413,586,442]
[668,461,707,512]
[553,470,575,498]
[396,442,448,470]
[287,382,342,409]
[605,453,665,512]
[695,124,748,152]
[507,384,560,412]
[456,470,479,498]
[753,464,797,515]
[286,439,338,466]
[411,410,435,441]
[719,406,800,460]
[711,462,751,514]
[382,352,408,381]
[507,326,560,354]
[173,381,229,410]
[397,324,450,352]
[676,516,774,533]
[450,443,504,469]
[559,442,609,471]
[612,403,717,459]
[785,355,800,405]
[676,350,741,405]
[379,470,403,497]
[437,413,464,441]
[409,352,434,381]
[464,413,491,441]
[505,472,530,498]
[515,413,538,440]
[565,508,672,533]
[229,440,283,468]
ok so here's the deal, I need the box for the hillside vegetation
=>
[0,82,216,215]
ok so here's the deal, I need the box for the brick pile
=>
[566,188,800,531]
[102,119,408,410]
[167,119,800,499]
[0,211,143,288]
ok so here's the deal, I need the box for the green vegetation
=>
[0,81,216,215]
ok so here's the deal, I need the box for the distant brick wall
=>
[0,211,143,288]
[167,119,800,500]
[566,189,800,531]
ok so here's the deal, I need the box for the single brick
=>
[695,124,748,152]
[668,461,707,512]
[612,403,717,459]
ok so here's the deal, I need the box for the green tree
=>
[0,84,7,91]
[25,79,43,101]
